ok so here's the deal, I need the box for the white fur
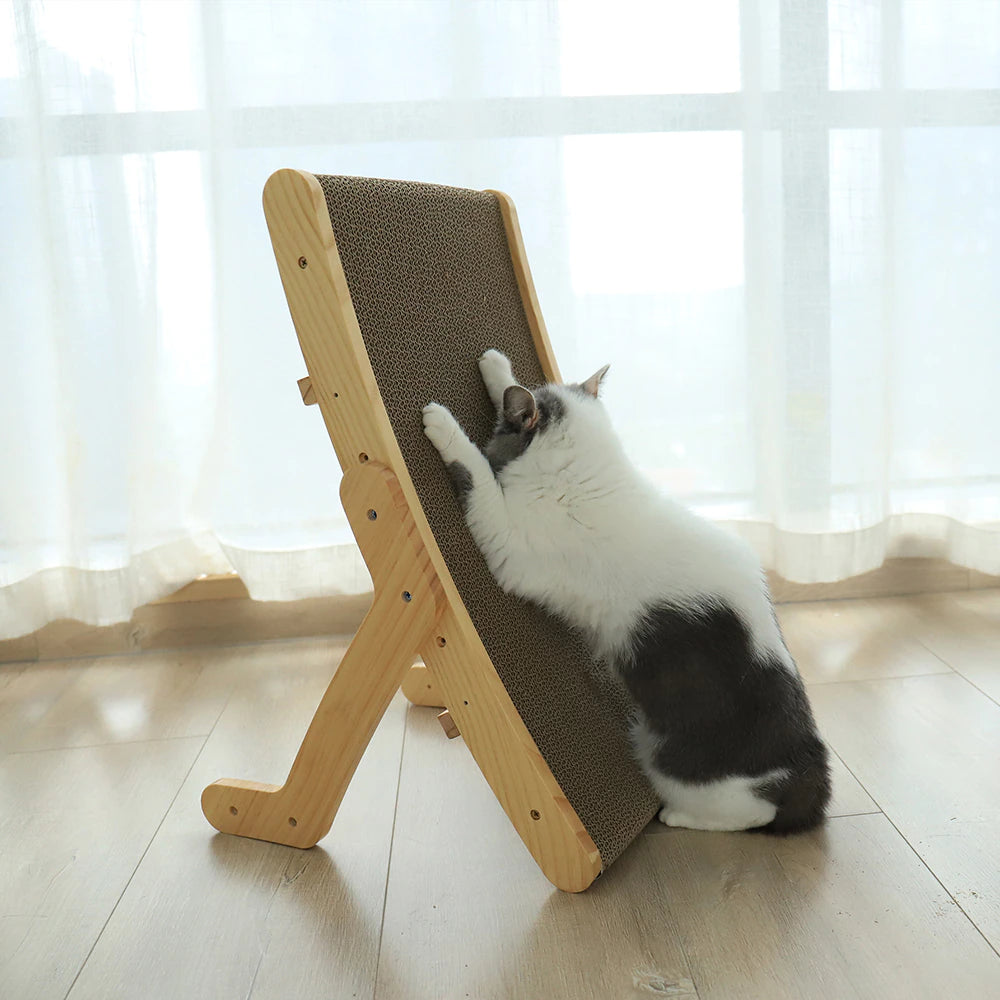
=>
[422,350,798,832]
[654,774,781,831]
[630,713,783,831]
[425,351,793,668]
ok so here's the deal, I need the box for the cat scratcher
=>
[201,170,659,891]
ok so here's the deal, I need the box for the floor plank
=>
[0,737,203,1000]
[777,597,953,684]
[905,590,1000,705]
[8,644,292,754]
[813,749,879,819]
[812,672,1000,951]
[376,706,697,1000]
[3,591,998,1000]
[0,659,86,754]
[65,639,404,1000]
[642,813,1000,1000]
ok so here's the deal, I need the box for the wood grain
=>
[0,737,202,1000]
[9,647,243,753]
[263,167,602,890]
[904,589,1000,705]
[65,645,405,1000]
[811,672,1000,950]
[777,596,953,684]
[399,662,445,707]
[202,463,442,849]
[769,557,999,604]
[376,705,695,999]
[4,593,1000,999]
[639,813,1000,1000]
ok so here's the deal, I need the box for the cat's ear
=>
[581,364,610,398]
[502,385,539,430]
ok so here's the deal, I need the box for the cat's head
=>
[484,364,611,473]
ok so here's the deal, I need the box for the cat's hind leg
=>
[478,349,517,411]
[652,773,781,832]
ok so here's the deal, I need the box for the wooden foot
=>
[401,662,445,707]
[202,462,442,848]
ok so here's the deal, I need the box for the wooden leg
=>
[401,662,445,708]
[202,462,442,848]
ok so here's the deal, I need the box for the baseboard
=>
[0,583,372,665]
[768,557,1000,604]
[2,560,998,665]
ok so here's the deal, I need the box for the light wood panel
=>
[65,643,405,1000]
[769,557,999,604]
[153,573,250,603]
[0,593,372,666]
[821,750,880,818]
[0,737,202,1000]
[904,589,1000,705]
[375,705,695,1000]
[263,168,602,891]
[202,462,442,849]
[4,573,995,668]
[9,646,248,753]
[811,672,1000,950]
[0,633,38,665]
[0,659,88,754]
[777,596,953,684]
[399,662,444,707]
[3,593,1000,999]
[640,813,1000,1000]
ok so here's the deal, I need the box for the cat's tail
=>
[751,740,832,835]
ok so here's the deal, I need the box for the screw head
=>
[367,509,377,521]
[402,591,412,602]
[297,256,308,269]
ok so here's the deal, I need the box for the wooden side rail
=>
[202,462,442,848]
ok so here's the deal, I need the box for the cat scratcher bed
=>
[201,170,659,891]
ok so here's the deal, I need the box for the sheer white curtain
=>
[2,0,999,639]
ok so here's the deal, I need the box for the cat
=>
[421,349,831,833]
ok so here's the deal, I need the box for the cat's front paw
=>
[422,402,463,461]
[479,349,516,406]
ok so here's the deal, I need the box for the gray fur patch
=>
[446,461,474,509]
[484,386,566,473]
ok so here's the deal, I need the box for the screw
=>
[288,817,298,827]
[402,591,412,602]
[297,256,308,269]
[367,509,377,521]
[530,810,541,821]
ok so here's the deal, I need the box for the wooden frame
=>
[202,169,602,892]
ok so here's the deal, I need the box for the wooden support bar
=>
[437,709,461,739]
[201,462,443,848]
[298,376,317,405]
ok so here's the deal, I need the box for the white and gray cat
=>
[422,349,831,833]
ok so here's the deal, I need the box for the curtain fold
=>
[2,0,998,639]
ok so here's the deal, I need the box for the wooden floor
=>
[3,590,1000,1000]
